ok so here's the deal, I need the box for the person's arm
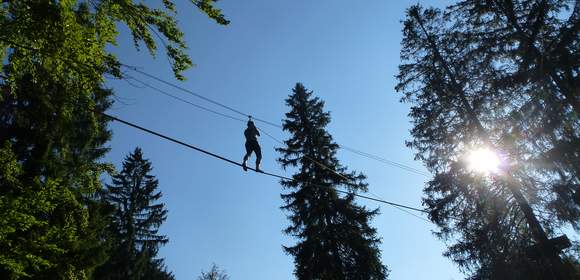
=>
[255,127,260,137]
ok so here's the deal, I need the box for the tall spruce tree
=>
[396,2,578,279]
[96,147,171,280]
[277,83,388,280]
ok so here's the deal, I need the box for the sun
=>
[467,148,501,174]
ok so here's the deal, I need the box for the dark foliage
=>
[95,148,172,280]
[0,72,114,278]
[277,83,389,280]
[197,263,229,280]
[397,1,579,279]
[0,0,228,278]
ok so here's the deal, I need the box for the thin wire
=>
[257,127,355,184]
[341,146,430,177]
[125,74,247,123]
[120,77,407,208]
[258,125,415,220]
[126,73,378,195]
[121,65,432,177]
[263,131,429,221]
[121,64,282,128]
[1,36,431,218]
[392,205,431,223]
[102,112,430,215]
[1,38,436,222]
[121,72,432,222]
[126,72,425,193]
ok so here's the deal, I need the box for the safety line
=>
[257,127,355,184]
[121,65,431,177]
[0,38,432,219]
[255,126,429,222]
[122,73,433,221]
[256,127,395,203]
[102,112,429,214]
[121,71,434,221]
[122,64,282,128]
[125,74,247,123]
[392,205,431,223]
[340,146,430,177]
[126,74,377,191]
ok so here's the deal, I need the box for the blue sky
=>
[105,1,462,279]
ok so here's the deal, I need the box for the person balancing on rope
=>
[242,116,262,172]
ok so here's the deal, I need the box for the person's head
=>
[247,120,255,128]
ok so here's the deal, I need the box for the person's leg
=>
[254,142,262,172]
[242,142,252,171]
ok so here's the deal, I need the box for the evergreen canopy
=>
[397,1,579,278]
[278,83,389,280]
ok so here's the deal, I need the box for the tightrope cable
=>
[121,65,431,178]
[119,68,434,221]
[122,71,433,221]
[102,112,430,215]
[127,74,381,192]
[257,126,428,221]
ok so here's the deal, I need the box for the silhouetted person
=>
[242,118,262,172]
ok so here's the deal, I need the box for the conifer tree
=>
[277,83,388,280]
[96,147,171,280]
[396,2,579,278]
[0,73,114,278]
[197,264,229,280]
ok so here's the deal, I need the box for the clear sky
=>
[104,1,462,279]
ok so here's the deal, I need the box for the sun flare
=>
[467,148,501,174]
